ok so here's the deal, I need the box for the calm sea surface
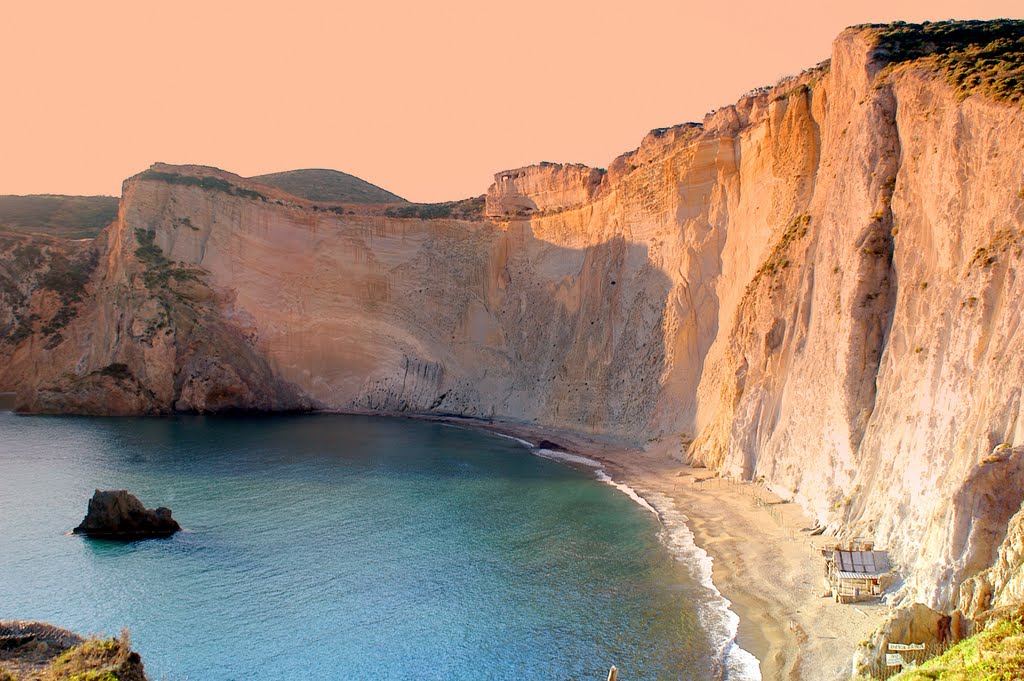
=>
[0,413,724,680]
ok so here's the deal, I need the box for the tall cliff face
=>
[1,172,311,414]
[3,22,1024,614]
[684,28,1024,612]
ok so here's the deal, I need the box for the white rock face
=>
[3,26,1024,612]
[684,30,1024,611]
[485,163,605,217]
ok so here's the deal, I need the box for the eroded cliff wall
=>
[3,22,1024,614]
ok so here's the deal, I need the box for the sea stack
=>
[73,490,181,539]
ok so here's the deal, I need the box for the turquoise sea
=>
[0,413,751,680]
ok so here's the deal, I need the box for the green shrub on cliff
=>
[745,213,812,292]
[384,196,486,221]
[878,615,1024,680]
[37,631,145,681]
[38,247,99,343]
[134,229,199,290]
[0,630,145,681]
[137,170,268,202]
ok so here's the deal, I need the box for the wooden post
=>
[607,666,618,681]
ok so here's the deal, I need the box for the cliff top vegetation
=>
[0,625,145,681]
[854,610,1024,680]
[250,168,407,204]
[863,20,1024,104]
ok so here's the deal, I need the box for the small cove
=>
[1,413,731,680]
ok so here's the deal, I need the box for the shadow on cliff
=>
[358,221,682,443]
[5,203,690,445]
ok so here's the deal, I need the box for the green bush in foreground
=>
[35,631,145,681]
[881,616,1024,680]
[0,631,144,681]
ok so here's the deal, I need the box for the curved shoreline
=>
[458,424,761,680]
[11,406,883,679]
[386,412,889,681]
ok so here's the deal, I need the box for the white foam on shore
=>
[645,490,762,680]
[489,431,536,450]
[489,430,762,679]
[594,470,659,515]
[535,448,605,469]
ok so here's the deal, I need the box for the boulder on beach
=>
[72,489,180,540]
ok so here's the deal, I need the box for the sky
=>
[1,1,1021,203]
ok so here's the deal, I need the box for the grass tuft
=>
[0,630,148,681]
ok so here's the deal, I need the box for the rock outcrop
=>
[852,602,958,673]
[485,163,605,217]
[959,487,1024,622]
[73,490,181,539]
[0,621,83,677]
[3,20,1024,618]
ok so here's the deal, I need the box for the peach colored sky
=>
[1,1,1020,203]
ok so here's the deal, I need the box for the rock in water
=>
[73,489,180,539]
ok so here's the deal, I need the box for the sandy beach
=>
[600,447,888,681]
[418,416,889,681]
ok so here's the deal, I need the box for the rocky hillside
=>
[0,230,98,352]
[249,168,406,203]
[3,20,1024,626]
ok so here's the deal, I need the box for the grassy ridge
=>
[0,195,118,239]
[251,168,407,204]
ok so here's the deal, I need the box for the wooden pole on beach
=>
[607,666,618,681]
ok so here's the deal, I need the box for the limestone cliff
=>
[3,20,1024,618]
[0,171,310,414]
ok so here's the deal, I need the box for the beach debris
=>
[73,489,181,540]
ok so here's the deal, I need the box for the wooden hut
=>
[822,545,889,603]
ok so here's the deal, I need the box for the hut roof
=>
[832,550,889,578]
